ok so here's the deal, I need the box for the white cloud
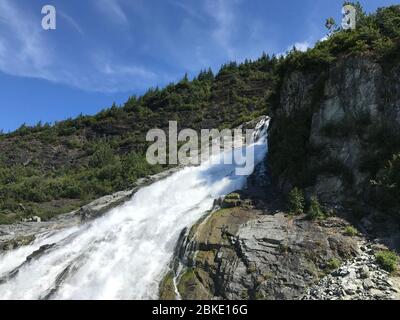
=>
[319,35,329,42]
[0,0,53,79]
[277,40,311,57]
[291,41,311,52]
[101,63,156,80]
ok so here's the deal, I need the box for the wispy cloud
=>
[0,0,160,92]
[0,0,52,79]
[0,0,322,94]
[59,11,84,35]
[169,1,205,22]
[100,61,156,80]
[204,0,238,59]
[95,0,128,26]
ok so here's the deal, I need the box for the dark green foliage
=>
[360,124,400,178]
[376,5,400,38]
[288,187,305,215]
[280,4,400,75]
[307,196,325,220]
[371,153,400,212]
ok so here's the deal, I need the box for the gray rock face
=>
[269,56,400,204]
[160,204,360,300]
[309,57,383,202]
[161,201,400,300]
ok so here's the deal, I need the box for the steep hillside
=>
[0,59,277,223]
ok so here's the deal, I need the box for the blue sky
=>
[0,0,397,132]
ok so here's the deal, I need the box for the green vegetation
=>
[326,258,341,271]
[222,193,243,208]
[282,3,400,73]
[287,187,305,215]
[375,250,398,272]
[158,271,176,300]
[225,193,241,200]
[371,153,400,211]
[344,225,359,237]
[307,196,325,220]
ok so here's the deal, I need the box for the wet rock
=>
[26,244,56,261]
[78,190,134,220]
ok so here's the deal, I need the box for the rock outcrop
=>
[160,192,400,300]
[269,56,400,207]
[159,194,365,300]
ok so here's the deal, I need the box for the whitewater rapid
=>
[0,118,269,300]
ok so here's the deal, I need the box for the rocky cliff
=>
[159,55,400,300]
[269,56,400,211]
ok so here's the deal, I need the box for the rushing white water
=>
[0,118,269,300]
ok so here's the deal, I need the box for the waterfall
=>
[0,117,269,300]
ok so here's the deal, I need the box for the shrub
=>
[326,258,341,271]
[344,225,359,236]
[371,153,400,211]
[0,213,14,225]
[89,144,116,168]
[225,193,241,200]
[307,195,324,220]
[375,250,398,273]
[288,187,305,215]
